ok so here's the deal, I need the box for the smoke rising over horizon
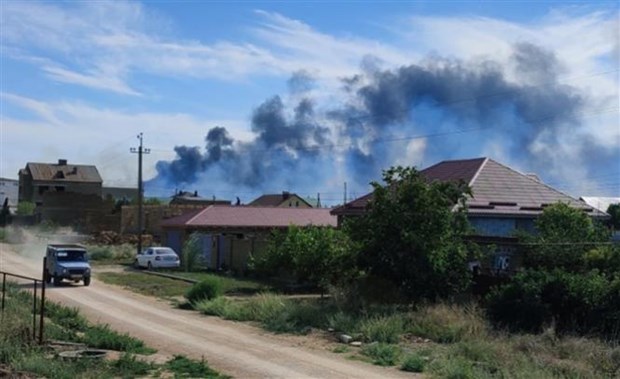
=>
[147,42,618,202]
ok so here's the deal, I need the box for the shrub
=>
[359,315,405,343]
[182,233,204,272]
[409,303,488,343]
[110,353,153,377]
[486,269,620,337]
[82,324,150,353]
[185,278,223,303]
[195,297,251,321]
[89,246,114,261]
[360,343,401,366]
[166,355,224,378]
[401,353,426,372]
[327,312,359,335]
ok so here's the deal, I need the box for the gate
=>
[0,260,46,344]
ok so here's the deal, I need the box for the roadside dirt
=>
[0,243,419,378]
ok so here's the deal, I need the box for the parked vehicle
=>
[134,247,180,269]
[44,244,91,286]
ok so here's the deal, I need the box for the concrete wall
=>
[39,192,118,232]
[120,204,206,236]
[0,178,19,211]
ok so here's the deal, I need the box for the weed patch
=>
[400,353,426,372]
[81,324,155,354]
[165,355,228,378]
[360,343,401,366]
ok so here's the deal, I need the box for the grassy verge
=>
[193,294,620,378]
[86,244,135,266]
[97,271,192,299]
[97,270,270,298]
[0,281,228,378]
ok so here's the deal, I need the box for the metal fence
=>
[0,263,46,344]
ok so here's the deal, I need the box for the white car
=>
[134,247,180,269]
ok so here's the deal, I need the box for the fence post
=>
[32,281,37,340]
[1,272,5,317]
[39,258,46,344]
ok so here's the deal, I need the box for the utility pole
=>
[130,133,150,256]
[344,182,347,205]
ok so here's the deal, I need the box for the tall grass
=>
[408,303,488,343]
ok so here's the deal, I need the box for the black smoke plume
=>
[148,43,615,199]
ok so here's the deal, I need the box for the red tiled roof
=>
[331,157,607,218]
[161,205,336,229]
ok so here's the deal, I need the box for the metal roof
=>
[162,205,337,229]
[26,161,102,183]
[580,197,620,213]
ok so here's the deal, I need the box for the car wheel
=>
[83,276,91,286]
[44,270,51,284]
[147,261,152,270]
[53,275,61,286]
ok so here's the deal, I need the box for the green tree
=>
[16,201,35,216]
[182,233,203,272]
[522,202,610,272]
[348,166,474,302]
[606,203,620,230]
[255,226,358,291]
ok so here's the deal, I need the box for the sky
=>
[1,0,619,206]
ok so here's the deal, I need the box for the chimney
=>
[194,190,198,197]
[282,191,290,200]
[58,159,67,166]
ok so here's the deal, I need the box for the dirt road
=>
[0,244,418,378]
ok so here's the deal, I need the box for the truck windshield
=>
[57,250,87,262]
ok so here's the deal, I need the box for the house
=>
[332,157,608,273]
[18,159,102,205]
[161,205,337,272]
[581,196,620,241]
[170,190,231,206]
[248,191,313,208]
[580,197,620,215]
[0,177,19,212]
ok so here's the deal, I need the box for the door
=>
[167,231,182,255]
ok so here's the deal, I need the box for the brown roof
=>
[331,157,607,218]
[248,192,311,207]
[26,161,102,183]
[161,205,337,229]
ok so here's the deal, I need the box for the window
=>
[38,186,50,195]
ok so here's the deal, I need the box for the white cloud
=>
[1,93,251,186]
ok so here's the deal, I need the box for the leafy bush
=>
[88,246,114,261]
[254,226,358,291]
[16,201,35,216]
[409,303,488,343]
[487,269,620,337]
[360,343,401,366]
[185,278,223,303]
[401,353,426,372]
[182,233,204,272]
[359,315,405,343]
[327,312,360,335]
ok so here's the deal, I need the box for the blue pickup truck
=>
[44,244,92,286]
